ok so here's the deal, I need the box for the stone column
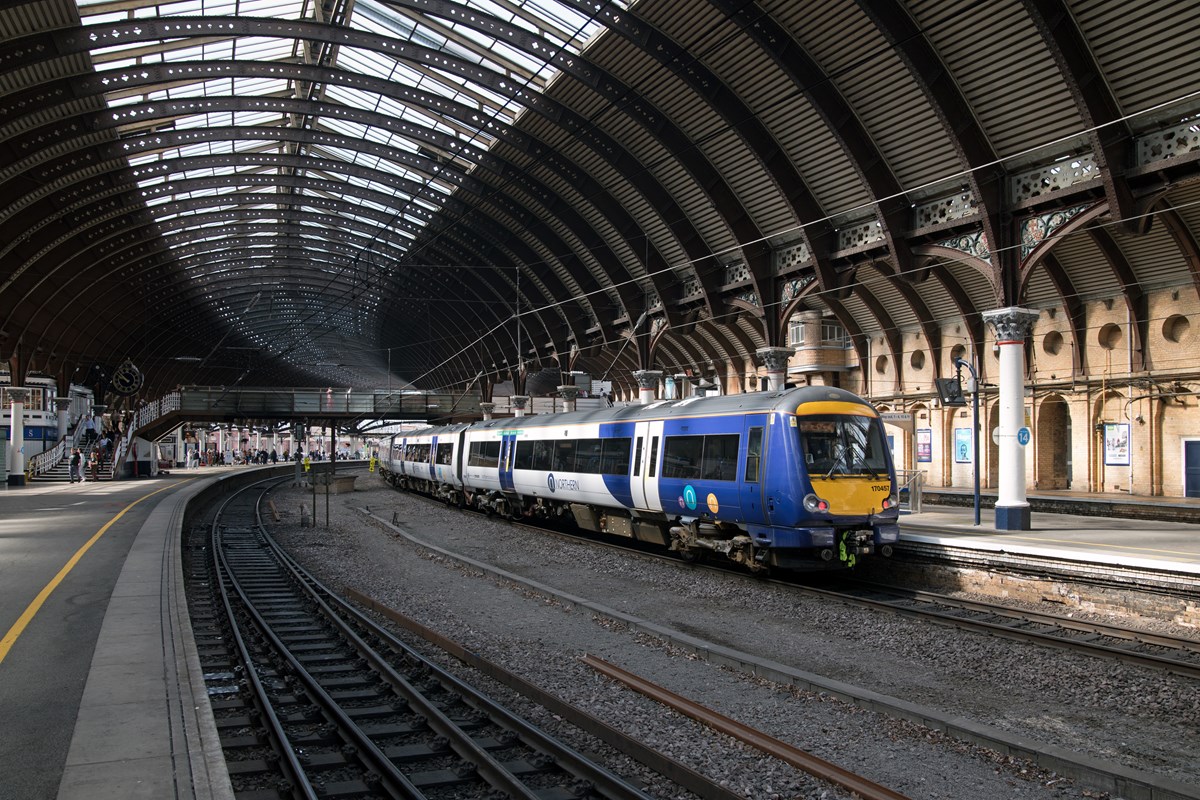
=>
[633,369,662,404]
[557,385,582,412]
[7,388,30,486]
[674,374,689,399]
[92,404,107,436]
[756,346,796,392]
[982,307,1039,530]
[55,396,71,442]
[511,395,530,417]
[479,401,495,421]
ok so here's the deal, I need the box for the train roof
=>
[391,387,876,439]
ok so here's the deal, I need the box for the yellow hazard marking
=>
[794,400,876,417]
[0,480,192,666]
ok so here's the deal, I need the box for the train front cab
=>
[755,399,900,570]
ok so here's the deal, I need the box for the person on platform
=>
[69,448,83,483]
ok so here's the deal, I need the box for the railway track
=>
[832,580,1200,679]
[191,477,915,800]
[416,492,1200,681]
[187,478,658,799]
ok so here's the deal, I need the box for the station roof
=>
[1,0,1198,399]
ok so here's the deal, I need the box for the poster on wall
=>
[954,428,972,463]
[1104,422,1130,466]
[916,428,932,462]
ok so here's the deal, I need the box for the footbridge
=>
[132,386,480,441]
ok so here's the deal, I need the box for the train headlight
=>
[880,493,899,510]
[803,493,829,513]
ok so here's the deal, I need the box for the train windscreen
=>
[797,416,888,478]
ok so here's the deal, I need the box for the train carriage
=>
[383,386,899,572]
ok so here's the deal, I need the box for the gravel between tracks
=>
[267,475,1200,799]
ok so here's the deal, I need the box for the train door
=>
[428,436,438,481]
[630,420,664,511]
[455,429,467,485]
[741,416,768,525]
[499,433,516,492]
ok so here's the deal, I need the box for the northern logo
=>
[547,473,556,493]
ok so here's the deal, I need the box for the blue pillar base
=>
[994,504,1031,530]
[7,474,27,487]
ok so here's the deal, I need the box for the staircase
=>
[31,441,113,483]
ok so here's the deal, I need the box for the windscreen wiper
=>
[824,446,848,479]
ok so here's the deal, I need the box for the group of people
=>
[184,448,281,468]
[68,447,102,483]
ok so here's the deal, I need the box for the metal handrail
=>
[896,469,924,512]
[27,437,67,478]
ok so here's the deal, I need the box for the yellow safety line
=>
[0,479,193,666]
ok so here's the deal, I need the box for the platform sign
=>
[1017,427,1031,446]
[954,428,972,463]
[1104,423,1129,466]
[879,411,914,432]
[916,428,932,462]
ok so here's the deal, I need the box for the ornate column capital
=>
[54,396,72,410]
[556,385,582,400]
[632,369,663,391]
[478,401,495,421]
[755,346,796,372]
[510,395,530,412]
[5,388,30,404]
[981,307,1039,343]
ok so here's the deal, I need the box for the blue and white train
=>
[380,386,900,571]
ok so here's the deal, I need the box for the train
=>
[379,386,900,572]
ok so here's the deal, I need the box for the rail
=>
[26,437,66,479]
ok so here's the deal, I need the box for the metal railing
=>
[896,468,924,512]
[26,437,67,479]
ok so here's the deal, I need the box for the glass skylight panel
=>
[78,0,615,273]
[201,40,236,60]
[321,85,386,117]
[235,76,290,97]
[234,109,286,127]
[238,0,305,20]
[173,141,215,158]
[201,0,238,15]
[320,117,369,141]
[233,36,294,61]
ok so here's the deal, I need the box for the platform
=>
[901,499,1200,575]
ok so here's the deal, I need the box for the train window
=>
[701,434,739,481]
[530,440,553,471]
[633,437,643,476]
[799,416,888,477]
[436,443,454,465]
[513,440,533,470]
[662,435,703,479]
[575,438,602,473]
[553,440,576,472]
[648,436,659,477]
[468,440,502,467]
[600,437,631,475]
[744,427,763,483]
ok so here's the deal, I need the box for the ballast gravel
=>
[267,476,1200,800]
